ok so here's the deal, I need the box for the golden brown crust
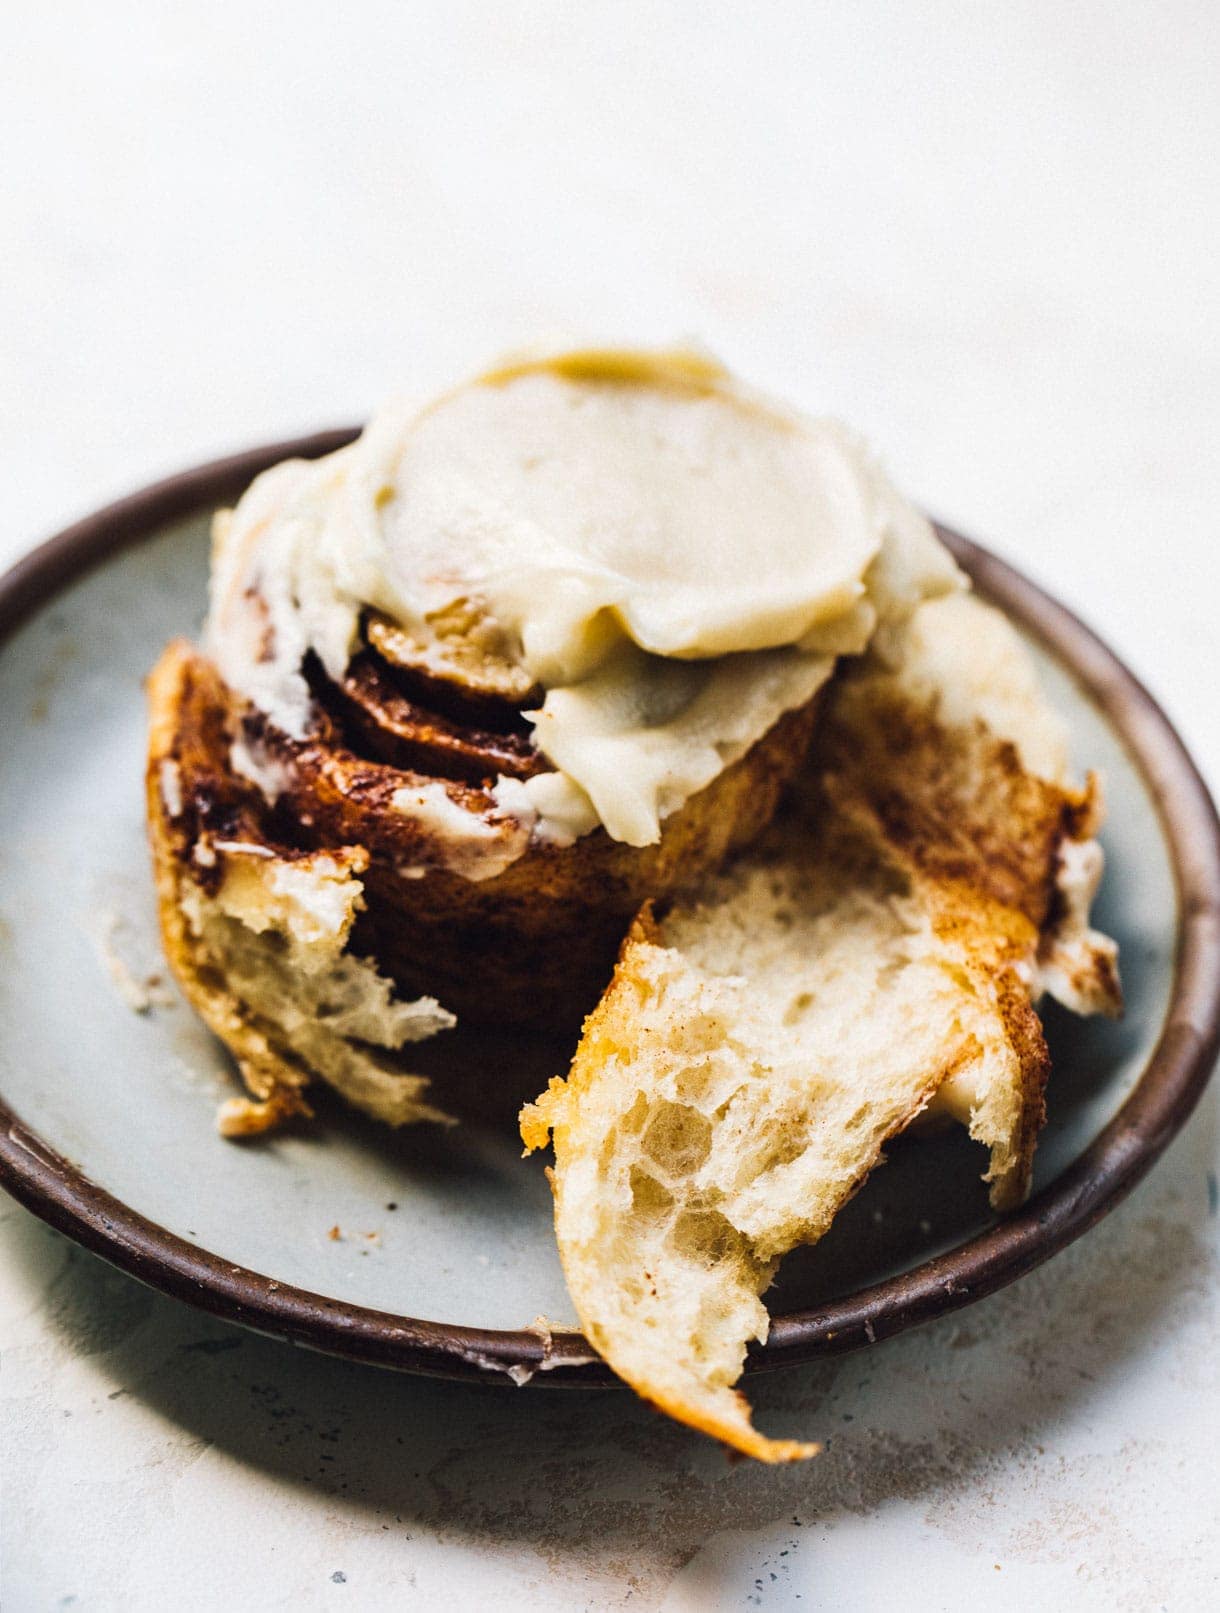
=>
[818,684,1089,932]
[813,672,1112,1204]
[146,642,317,1122]
[636,1388,820,1465]
[989,967,1051,1208]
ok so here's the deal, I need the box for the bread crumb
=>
[215,1091,302,1137]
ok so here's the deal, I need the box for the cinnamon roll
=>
[147,347,962,1132]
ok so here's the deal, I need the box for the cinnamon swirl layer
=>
[147,613,824,1129]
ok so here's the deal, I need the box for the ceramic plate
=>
[1,434,1217,1386]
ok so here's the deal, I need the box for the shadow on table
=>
[4,1078,1214,1600]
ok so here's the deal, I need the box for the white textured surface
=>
[1,2,1218,1608]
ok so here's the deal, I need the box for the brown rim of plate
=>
[0,431,1218,1389]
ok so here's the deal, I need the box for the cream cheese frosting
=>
[206,347,961,846]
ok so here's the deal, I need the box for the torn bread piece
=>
[521,593,1121,1460]
[147,642,453,1135]
[839,594,1121,1020]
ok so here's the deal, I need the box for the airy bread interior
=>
[521,594,1121,1461]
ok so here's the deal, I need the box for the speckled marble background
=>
[2,4,1218,1608]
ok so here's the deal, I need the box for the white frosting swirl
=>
[207,348,960,845]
